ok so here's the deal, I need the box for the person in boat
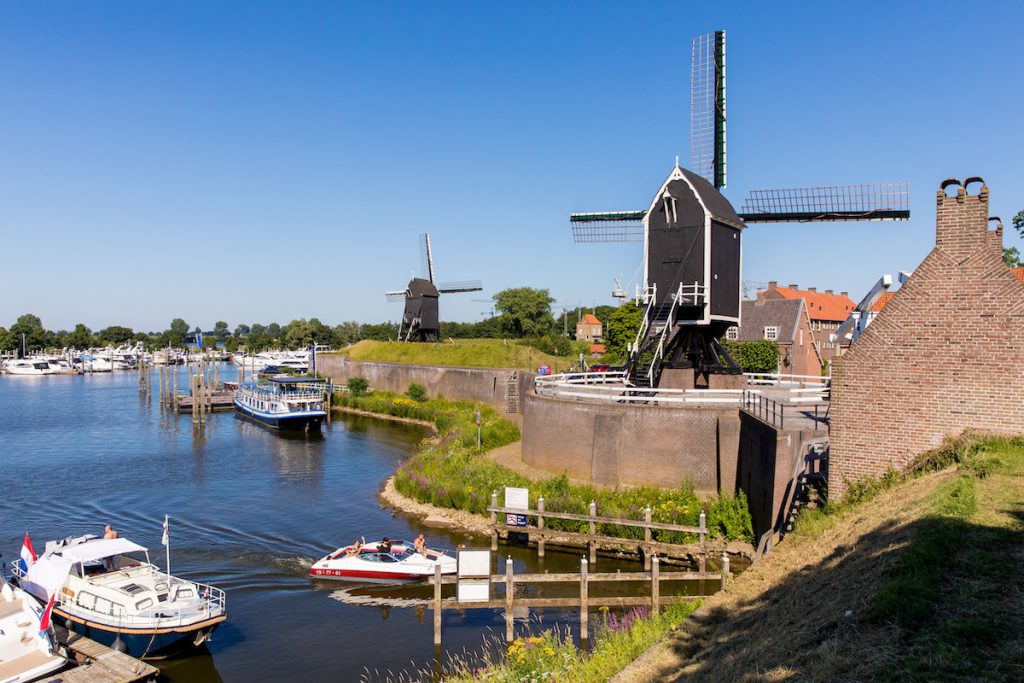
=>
[345,538,362,557]
[379,537,392,554]
[103,524,118,570]
[103,524,118,540]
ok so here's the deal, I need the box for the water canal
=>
[1,367,687,681]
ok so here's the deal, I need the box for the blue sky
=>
[1,2,1021,332]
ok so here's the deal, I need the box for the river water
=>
[1,367,691,681]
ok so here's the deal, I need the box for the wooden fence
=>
[427,555,731,647]
[487,492,713,570]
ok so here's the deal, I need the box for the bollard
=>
[644,506,652,570]
[505,557,514,643]
[537,496,545,558]
[588,500,597,564]
[651,555,660,614]
[580,557,589,646]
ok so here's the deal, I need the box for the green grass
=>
[441,600,702,683]
[335,390,754,543]
[793,433,1024,681]
[334,338,575,370]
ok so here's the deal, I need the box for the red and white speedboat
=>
[309,540,456,583]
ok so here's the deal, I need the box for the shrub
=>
[406,383,428,402]
[347,376,369,397]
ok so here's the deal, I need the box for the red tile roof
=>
[764,285,855,322]
[588,343,607,354]
[580,313,601,326]
[870,291,896,313]
[1013,267,1024,283]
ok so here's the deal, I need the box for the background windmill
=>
[568,30,910,388]
[384,233,483,342]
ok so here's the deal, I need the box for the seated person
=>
[379,537,392,554]
[345,539,362,557]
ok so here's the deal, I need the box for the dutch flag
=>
[39,594,55,633]
[18,532,37,574]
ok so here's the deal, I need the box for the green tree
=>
[225,337,240,352]
[0,326,13,351]
[213,321,230,342]
[604,304,644,362]
[333,321,362,346]
[493,287,556,338]
[234,324,250,338]
[721,339,780,373]
[97,326,135,345]
[1013,209,1024,238]
[66,323,94,349]
[168,318,189,345]
[10,314,50,353]
[1004,246,1022,267]
[267,322,282,340]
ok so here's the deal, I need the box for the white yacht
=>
[3,360,55,376]
[0,578,67,681]
[14,536,227,659]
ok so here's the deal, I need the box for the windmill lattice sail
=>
[739,183,910,223]
[569,211,646,243]
[690,31,726,189]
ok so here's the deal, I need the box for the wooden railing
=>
[488,492,711,570]
[427,555,731,647]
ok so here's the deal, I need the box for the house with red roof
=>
[575,313,603,342]
[757,282,855,362]
[1013,266,1024,283]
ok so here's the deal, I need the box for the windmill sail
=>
[691,31,726,189]
[569,211,646,243]
[739,183,910,223]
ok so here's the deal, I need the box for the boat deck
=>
[39,626,158,683]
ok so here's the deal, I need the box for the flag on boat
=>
[162,515,169,546]
[39,593,55,632]
[19,532,37,573]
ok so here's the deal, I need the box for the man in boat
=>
[103,524,118,540]
[379,537,392,554]
[103,524,118,570]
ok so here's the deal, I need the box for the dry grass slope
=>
[615,435,1024,682]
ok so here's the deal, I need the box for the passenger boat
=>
[309,540,457,583]
[0,577,67,681]
[233,376,327,431]
[12,536,227,660]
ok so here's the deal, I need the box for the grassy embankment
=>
[613,432,1024,682]
[338,338,575,370]
[334,390,754,545]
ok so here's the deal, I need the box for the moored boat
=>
[0,577,67,681]
[233,376,327,431]
[309,540,457,583]
[12,535,227,660]
[3,360,56,376]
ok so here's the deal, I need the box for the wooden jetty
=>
[428,554,731,647]
[42,626,158,683]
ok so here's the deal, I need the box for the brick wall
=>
[830,178,1024,498]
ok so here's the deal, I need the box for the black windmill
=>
[571,30,909,389]
[384,233,483,342]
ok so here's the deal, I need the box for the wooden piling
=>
[504,557,514,643]
[643,506,652,570]
[579,557,589,646]
[588,500,597,564]
[720,552,730,591]
[651,555,660,614]
[490,491,499,551]
[215,361,220,387]
[699,510,707,573]
[537,496,545,558]
[433,563,442,647]
[191,375,198,425]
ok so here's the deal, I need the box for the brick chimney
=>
[825,289,834,295]
[768,281,778,289]
[840,291,848,297]
[935,177,997,262]
[808,287,817,293]
[788,283,799,290]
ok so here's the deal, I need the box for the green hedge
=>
[336,391,754,543]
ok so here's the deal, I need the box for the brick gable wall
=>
[829,179,1024,498]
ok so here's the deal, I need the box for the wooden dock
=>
[173,391,235,413]
[42,626,158,682]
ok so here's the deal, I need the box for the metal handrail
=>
[629,284,657,356]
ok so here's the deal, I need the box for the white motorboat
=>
[3,360,55,376]
[309,539,457,583]
[0,577,67,681]
[233,377,327,431]
[13,536,227,659]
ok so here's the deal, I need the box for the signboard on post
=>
[505,486,529,528]
[457,549,491,603]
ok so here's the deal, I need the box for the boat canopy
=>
[267,377,326,385]
[57,538,148,563]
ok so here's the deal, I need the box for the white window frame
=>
[726,326,738,341]
[764,326,779,341]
